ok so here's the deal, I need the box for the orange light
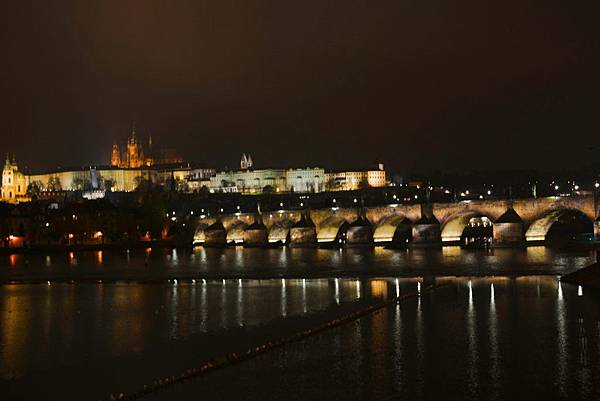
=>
[94,231,103,239]
[68,233,74,239]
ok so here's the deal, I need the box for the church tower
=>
[126,125,144,168]
[111,143,121,167]
[240,154,253,170]
[1,154,29,203]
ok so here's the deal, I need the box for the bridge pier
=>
[492,208,525,247]
[203,221,227,247]
[289,215,317,247]
[594,217,600,239]
[243,220,268,247]
[411,215,441,247]
[346,216,374,247]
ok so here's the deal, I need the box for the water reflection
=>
[155,276,600,401]
[0,277,422,381]
[0,247,594,282]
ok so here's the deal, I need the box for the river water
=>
[1,247,599,400]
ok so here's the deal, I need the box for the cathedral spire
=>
[130,123,137,144]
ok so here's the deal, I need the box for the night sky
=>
[1,1,599,174]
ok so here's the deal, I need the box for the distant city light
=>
[487,190,491,195]
[554,185,559,190]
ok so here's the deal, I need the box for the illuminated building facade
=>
[325,164,387,191]
[210,155,325,194]
[1,155,29,203]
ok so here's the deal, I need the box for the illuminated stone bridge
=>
[193,194,597,247]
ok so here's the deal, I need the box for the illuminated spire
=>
[130,123,137,144]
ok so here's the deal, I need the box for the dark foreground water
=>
[1,248,599,400]
[149,276,600,401]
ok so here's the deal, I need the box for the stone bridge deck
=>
[193,195,596,246]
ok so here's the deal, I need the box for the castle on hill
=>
[111,126,183,168]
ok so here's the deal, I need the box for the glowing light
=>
[578,285,583,296]
[487,190,491,195]
[574,185,579,191]
[554,185,559,190]
[595,182,600,188]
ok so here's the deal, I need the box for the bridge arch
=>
[226,220,249,244]
[525,208,593,242]
[373,214,413,243]
[317,215,350,243]
[192,219,216,245]
[441,211,493,243]
[268,219,295,243]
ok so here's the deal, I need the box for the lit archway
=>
[525,209,593,243]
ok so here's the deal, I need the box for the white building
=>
[210,167,326,194]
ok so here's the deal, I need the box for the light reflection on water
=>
[0,247,593,281]
[0,277,417,381]
[148,276,600,401]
